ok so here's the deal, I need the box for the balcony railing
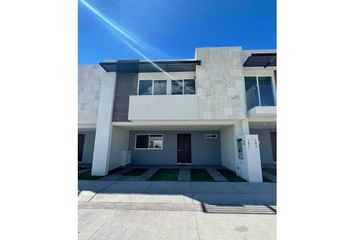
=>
[246,88,276,111]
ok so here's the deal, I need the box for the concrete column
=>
[109,127,130,170]
[243,135,263,182]
[91,72,116,176]
[220,120,262,182]
[220,121,244,172]
[241,119,250,134]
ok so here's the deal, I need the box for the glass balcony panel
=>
[245,77,259,110]
[258,77,275,106]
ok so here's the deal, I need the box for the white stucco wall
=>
[195,47,246,120]
[109,127,130,170]
[248,106,276,118]
[129,95,198,120]
[220,125,237,171]
[78,64,105,124]
[220,121,249,173]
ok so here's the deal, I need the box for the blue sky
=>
[79,0,276,63]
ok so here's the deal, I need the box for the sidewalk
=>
[78,180,276,240]
[79,208,276,240]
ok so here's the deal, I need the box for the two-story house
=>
[78,46,276,182]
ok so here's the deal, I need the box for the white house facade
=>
[78,46,276,182]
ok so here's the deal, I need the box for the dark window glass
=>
[136,135,149,148]
[237,139,243,159]
[245,77,259,110]
[258,77,275,106]
[153,80,167,95]
[138,80,152,95]
[171,80,183,94]
[184,79,195,94]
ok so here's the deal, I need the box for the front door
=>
[78,134,85,162]
[270,132,276,162]
[177,134,191,164]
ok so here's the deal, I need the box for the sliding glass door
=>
[245,76,276,110]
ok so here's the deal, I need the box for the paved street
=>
[78,180,276,240]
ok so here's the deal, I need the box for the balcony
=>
[128,95,198,121]
[248,106,276,118]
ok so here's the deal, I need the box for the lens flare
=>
[79,0,176,80]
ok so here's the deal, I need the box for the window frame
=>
[137,80,153,95]
[183,79,196,94]
[135,134,164,150]
[153,80,167,95]
[137,78,196,95]
[171,79,196,95]
[258,76,275,106]
[244,75,276,109]
[171,79,184,95]
[137,80,167,96]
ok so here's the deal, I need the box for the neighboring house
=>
[78,47,276,182]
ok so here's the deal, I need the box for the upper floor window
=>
[245,76,275,110]
[153,80,167,95]
[172,79,195,95]
[138,80,167,95]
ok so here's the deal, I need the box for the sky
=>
[78,0,276,64]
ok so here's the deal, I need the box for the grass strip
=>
[149,168,180,181]
[190,169,214,182]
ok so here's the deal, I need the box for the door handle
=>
[177,149,181,151]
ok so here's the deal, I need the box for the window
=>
[172,79,195,95]
[153,80,167,95]
[138,80,167,95]
[138,80,153,95]
[245,77,259,110]
[258,77,274,106]
[237,139,244,159]
[184,79,195,94]
[204,134,217,139]
[138,79,195,95]
[245,76,275,110]
[135,134,163,149]
[172,80,183,94]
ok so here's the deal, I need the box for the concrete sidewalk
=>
[79,208,276,240]
[78,180,276,240]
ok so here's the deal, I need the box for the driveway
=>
[98,165,247,182]
[78,180,276,240]
[79,180,276,205]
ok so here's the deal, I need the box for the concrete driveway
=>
[78,180,276,240]
[79,180,276,205]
